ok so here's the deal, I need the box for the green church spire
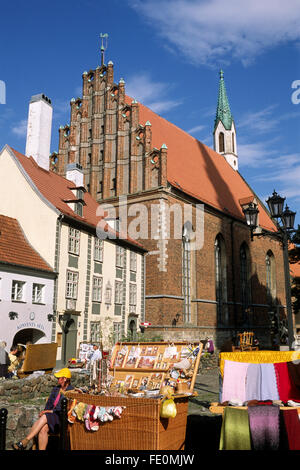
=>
[214,70,233,131]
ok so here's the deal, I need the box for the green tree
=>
[290,225,300,314]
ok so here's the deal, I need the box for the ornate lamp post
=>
[243,191,296,349]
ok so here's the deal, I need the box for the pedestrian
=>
[0,341,9,379]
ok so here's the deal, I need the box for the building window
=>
[219,132,225,153]
[68,227,80,255]
[240,243,251,325]
[129,283,137,313]
[182,222,192,323]
[130,251,137,272]
[32,283,45,304]
[74,202,83,217]
[266,250,276,304]
[66,270,78,299]
[215,235,228,325]
[113,322,122,342]
[232,133,235,153]
[94,237,103,262]
[92,276,103,303]
[116,246,125,268]
[11,280,26,302]
[90,321,101,343]
[115,280,123,305]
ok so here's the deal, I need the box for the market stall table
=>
[65,341,203,450]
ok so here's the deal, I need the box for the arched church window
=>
[266,250,276,304]
[240,243,252,325]
[182,221,193,323]
[215,234,228,325]
[219,132,225,153]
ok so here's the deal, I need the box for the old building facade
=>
[52,60,289,348]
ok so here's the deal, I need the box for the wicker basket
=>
[65,391,189,450]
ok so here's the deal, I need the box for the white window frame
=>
[68,227,80,255]
[129,283,137,313]
[115,280,123,304]
[32,283,45,304]
[66,270,78,299]
[130,251,137,272]
[92,276,103,302]
[12,280,26,302]
[116,245,125,268]
[94,237,103,262]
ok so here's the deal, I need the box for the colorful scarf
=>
[274,362,300,402]
[260,363,279,401]
[219,407,252,450]
[248,405,280,450]
[222,360,249,403]
[281,409,300,450]
[245,363,262,401]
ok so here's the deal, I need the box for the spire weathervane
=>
[100,33,108,66]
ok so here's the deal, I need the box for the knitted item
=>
[219,407,252,450]
[248,405,280,450]
[260,363,279,401]
[274,362,300,402]
[245,363,262,401]
[221,360,249,403]
[282,409,300,450]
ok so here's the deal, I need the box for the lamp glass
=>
[266,190,285,218]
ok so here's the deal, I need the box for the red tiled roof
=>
[132,99,277,232]
[8,147,144,250]
[0,214,53,272]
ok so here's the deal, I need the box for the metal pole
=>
[59,397,68,450]
[0,408,8,451]
[282,230,295,349]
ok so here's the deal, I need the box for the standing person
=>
[7,345,19,378]
[89,344,102,362]
[12,368,73,450]
[0,341,9,379]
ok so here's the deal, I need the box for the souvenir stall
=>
[209,351,300,450]
[65,341,202,450]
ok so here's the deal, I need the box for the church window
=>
[215,235,228,325]
[266,251,276,304]
[182,222,192,323]
[240,243,252,324]
[219,132,225,153]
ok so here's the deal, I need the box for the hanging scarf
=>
[221,360,249,403]
[281,409,300,450]
[219,407,252,450]
[245,363,262,401]
[260,363,279,401]
[274,362,300,402]
[247,405,280,451]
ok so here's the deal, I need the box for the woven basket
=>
[65,391,189,450]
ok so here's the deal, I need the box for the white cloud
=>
[11,119,27,137]
[238,105,300,134]
[125,73,182,113]
[130,0,300,66]
[187,124,206,135]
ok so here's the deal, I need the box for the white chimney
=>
[66,162,84,187]
[25,93,53,171]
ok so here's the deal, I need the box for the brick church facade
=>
[51,59,288,348]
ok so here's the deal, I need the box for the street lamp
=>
[243,190,296,349]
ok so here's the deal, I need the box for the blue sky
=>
[1,0,300,227]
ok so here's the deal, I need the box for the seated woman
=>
[12,368,73,450]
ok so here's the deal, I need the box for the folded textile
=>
[287,361,300,393]
[287,400,300,407]
[274,362,300,402]
[245,363,262,401]
[248,405,280,450]
[221,360,249,403]
[282,409,300,450]
[219,407,252,450]
[260,363,279,401]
